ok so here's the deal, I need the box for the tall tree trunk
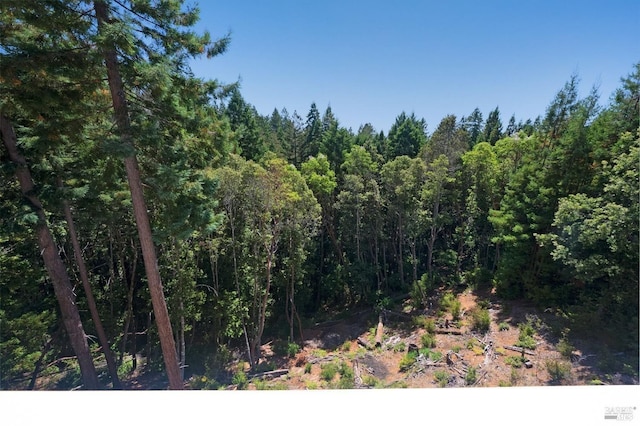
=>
[1,115,99,390]
[119,243,137,366]
[59,181,122,389]
[94,1,182,390]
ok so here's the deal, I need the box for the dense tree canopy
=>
[1,1,637,390]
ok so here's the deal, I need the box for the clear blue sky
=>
[189,1,639,133]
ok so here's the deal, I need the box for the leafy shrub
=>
[413,315,435,331]
[190,375,221,390]
[498,322,510,331]
[556,338,575,359]
[505,355,524,368]
[391,341,406,352]
[363,375,381,388]
[451,345,462,353]
[471,308,491,333]
[439,293,457,312]
[337,362,355,389]
[411,274,436,308]
[232,370,248,390]
[117,358,134,377]
[450,300,462,320]
[516,335,536,350]
[434,370,449,387]
[304,363,312,374]
[546,360,571,382]
[509,367,521,386]
[421,333,436,348]
[320,362,339,381]
[399,351,417,371]
[429,351,443,362]
[516,322,537,349]
[273,340,301,358]
[477,299,491,310]
[465,366,477,385]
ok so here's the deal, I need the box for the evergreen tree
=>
[481,107,503,144]
[386,112,427,159]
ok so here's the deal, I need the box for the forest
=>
[1,1,638,391]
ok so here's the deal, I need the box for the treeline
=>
[1,1,638,390]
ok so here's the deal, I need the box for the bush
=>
[190,374,221,390]
[556,338,575,359]
[471,308,491,333]
[434,370,449,387]
[546,360,571,382]
[411,274,436,308]
[391,341,406,352]
[429,351,443,362]
[304,363,312,374]
[439,293,457,312]
[337,362,355,389]
[421,333,436,348]
[273,340,300,358]
[363,375,381,388]
[320,362,339,382]
[465,366,477,385]
[399,351,417,371]
[450,300,462,320]
[413,315,436,333]
[505,355,524,368]
[516,322,537,349]
[232,370,248,390]
[498,322,510,331]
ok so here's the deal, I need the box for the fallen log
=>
[357,336,373,349]
[435,329,463,335]
[503,345,535,356]
[248,369,289,380]
[374,315,384,347]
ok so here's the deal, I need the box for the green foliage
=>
[556,338,575,359]
[434,370,449,387]
[413,316,436,334]
[498,322,510,331]
[471,308,491,333]
[273,341,301,358]
[505,356,524,368]
[320,362,339,381]
[232,370,248,390]
[429,351,443,362]
[191,375,221,390]
[391,342,406,352]
[546,360,571,383]
[439,293,457,313]
[304,363,312,374]
[421,333,437,348]
[465,366,477,385]
[337,361,355,389]
[411,274,435,308]
[516,321,537,350]
[399,351,418,372]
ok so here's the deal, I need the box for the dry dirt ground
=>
[204,287,638,391]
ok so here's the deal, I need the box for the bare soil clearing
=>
[201,287,638,391]
[81,287,636,391]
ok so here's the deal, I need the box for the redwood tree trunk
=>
[94,1,183,390]
[1,115,99,390]
[59,188,122,389]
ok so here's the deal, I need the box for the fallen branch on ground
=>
[248,369,289,379]
[503,345,535,356]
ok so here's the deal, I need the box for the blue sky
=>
[189,1,639,133]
